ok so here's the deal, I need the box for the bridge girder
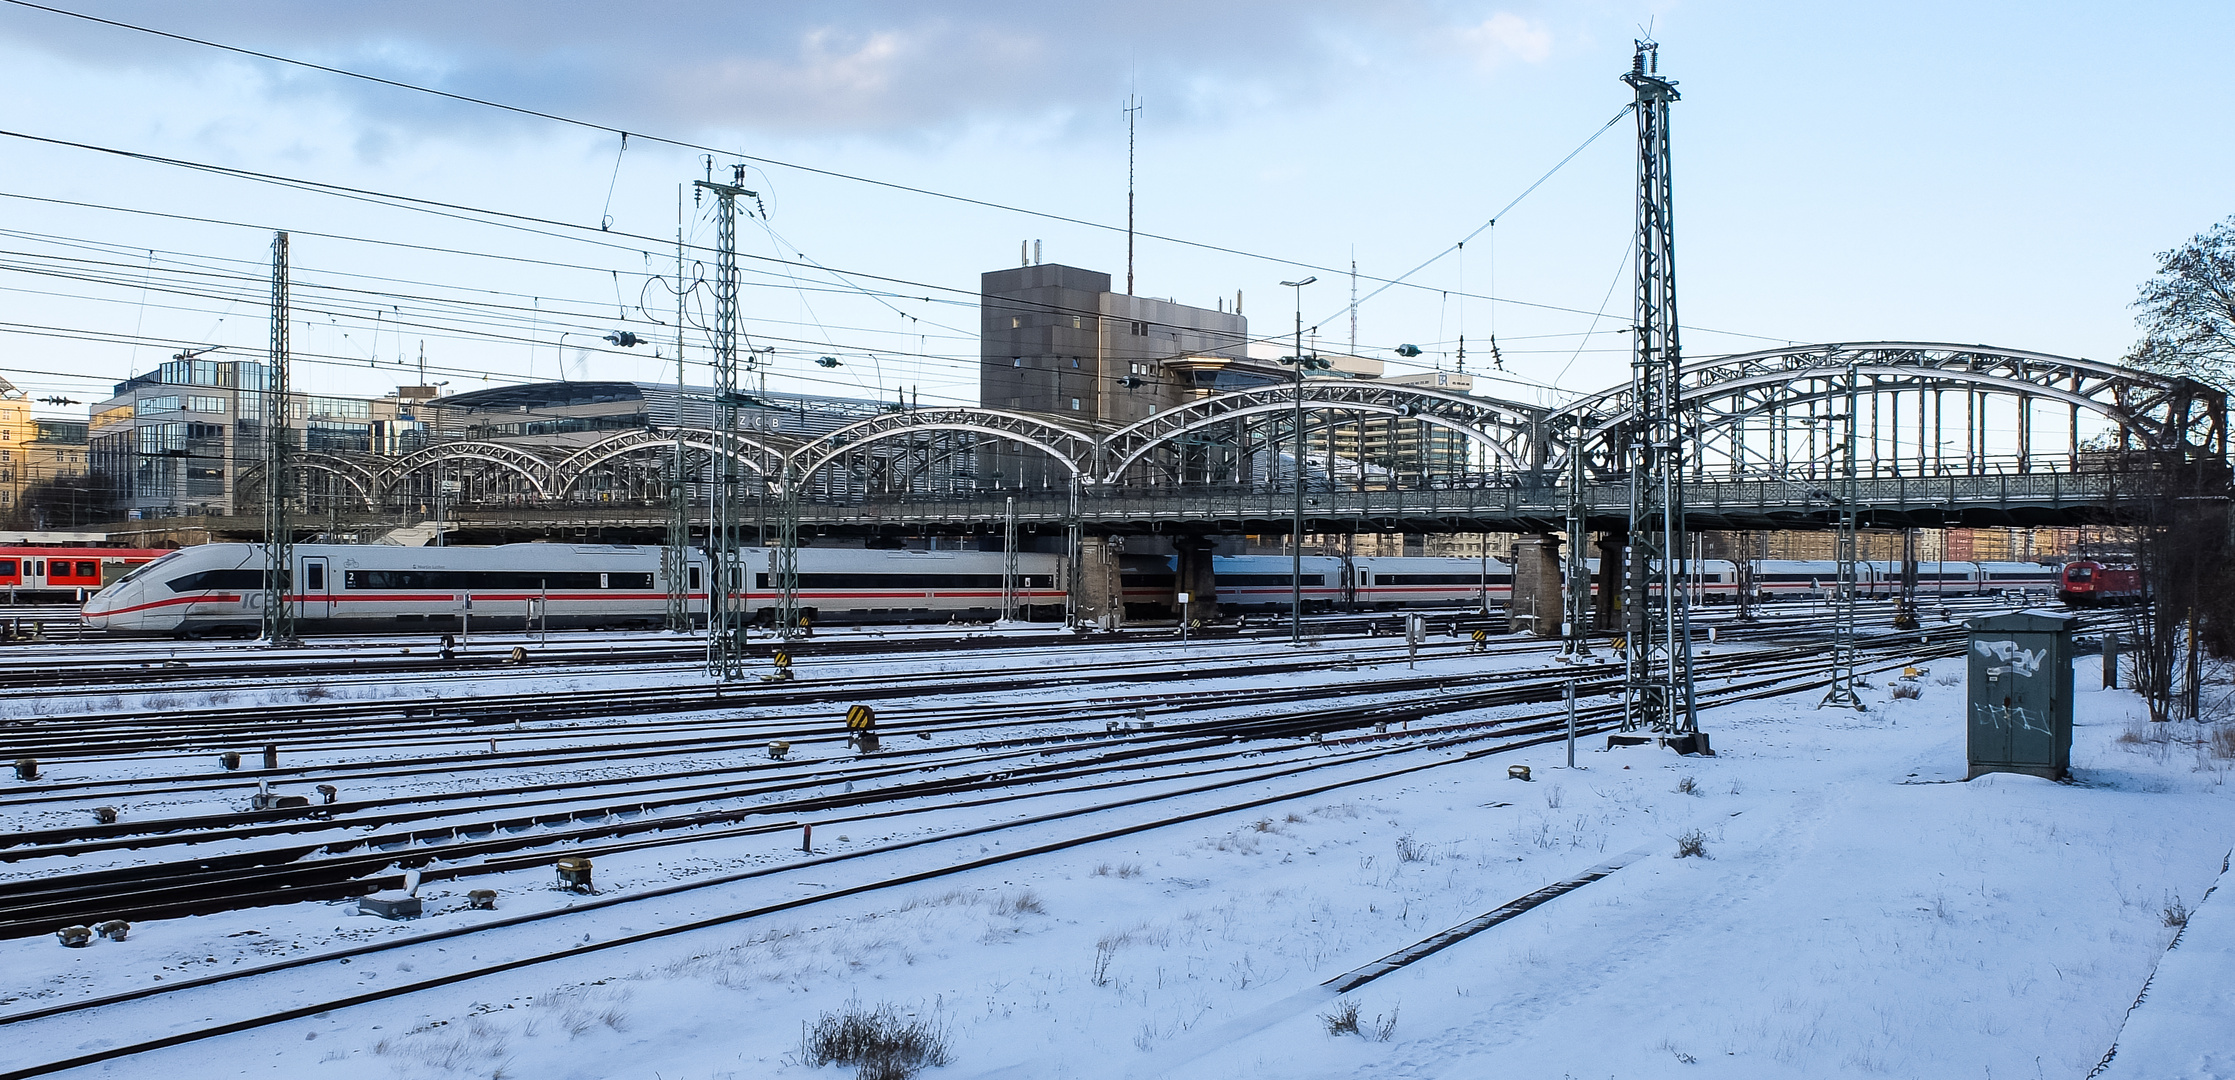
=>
[278,342,2225,519]
[1545,342,2228,478]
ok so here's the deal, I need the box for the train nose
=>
[81,582,132,628]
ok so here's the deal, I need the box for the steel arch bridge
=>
[275,342,2221,531]
[1545,342,2226,482]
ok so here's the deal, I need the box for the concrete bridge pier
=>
[1594,532,1626,632]
[1172,537,1219,625]
[1074,536,1124,630]
[1508,534,1564,637]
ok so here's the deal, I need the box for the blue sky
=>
[0,1,2227,417]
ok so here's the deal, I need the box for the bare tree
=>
[2120,217,2235,721]
[2129,216,2235,390]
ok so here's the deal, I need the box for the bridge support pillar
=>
[1075,536,1124,630]
[1510,534,1564,638]
[1172,537,1219,625]
[1594,532,1626,632]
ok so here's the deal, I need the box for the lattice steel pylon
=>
[1563,416,1593,659]
[1820,365,1864,709]
[260,230,297,647]
[1619,41,1697,735]
[1001,495,1020,622]
[696,169,757,676]
[664,225,692,634]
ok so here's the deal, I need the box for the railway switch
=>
[54,925,92,948]
[218,752,240,771]
[854,730,881,755]
[555,857,595,893]
[317,784,338,804]
[1508,765,1533,781]
[767,740,791,760]
[93,806,117,825]
[94,920,129,941]
[13,758,34,781]
[468,890,498,910]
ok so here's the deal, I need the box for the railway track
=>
[0,639,1948,1080]
[0,631,1957,939]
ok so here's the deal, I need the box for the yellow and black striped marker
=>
[845,703,876,731]
[772,650,792,669]
[1471,629,1487,643]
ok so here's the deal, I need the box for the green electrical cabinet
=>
[1966,610,2077,781]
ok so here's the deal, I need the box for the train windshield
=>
[105,550,186,590]
[2065,565,2092,581]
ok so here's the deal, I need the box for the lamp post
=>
[1278,276,1323,646]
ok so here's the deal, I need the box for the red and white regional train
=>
[82,541,2066,637]
[0,546,172,600]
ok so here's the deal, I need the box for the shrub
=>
[1672,775,1697,796]
[1394,834,1428,863]
[802,1002,952,1080]
[1675,829,1708,859]
[1890,682,1923,700]
[2163,897,2192,928]
[1320,999,1361,1037]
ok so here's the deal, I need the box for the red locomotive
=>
[2059,560,2145,606]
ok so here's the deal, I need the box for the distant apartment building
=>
[0,381,90,521]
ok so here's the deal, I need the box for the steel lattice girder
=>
[379,440,559,498]
[236,453,378,507]
[1096,382,1547,484]
[1543,342,2229,474]
[554,427,790,495]
[792,407,1100,484]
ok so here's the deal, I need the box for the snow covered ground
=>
[11,646,2233,1080]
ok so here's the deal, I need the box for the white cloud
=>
[1457,12,1554,68]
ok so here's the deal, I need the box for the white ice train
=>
[82,542,1073,637]
[84,543,705,637]
[82,541,2064,636]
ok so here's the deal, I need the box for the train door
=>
[298,557,332,620]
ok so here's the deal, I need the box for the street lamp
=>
[1277,277,1327,646]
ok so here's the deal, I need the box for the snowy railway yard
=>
[0,608,2229,1080]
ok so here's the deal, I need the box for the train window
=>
[1375,573,1511,586]
[607,573,654,589]
[1219,573,1326,586]
[166,569,266,592]
[345,570,606,590]
[689,567,702,589]
[304,564,325,590]
[0,560,14,576]
[76,562,96,577]
[32,561,43,575]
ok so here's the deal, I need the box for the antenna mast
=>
[1124,95,1142,295]
[1619,39,1700,742]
